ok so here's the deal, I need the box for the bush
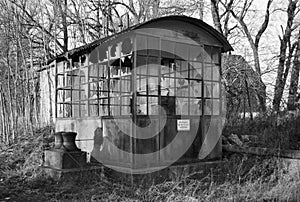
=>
[223,111,300,149]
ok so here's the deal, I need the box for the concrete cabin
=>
[42,16,232,173]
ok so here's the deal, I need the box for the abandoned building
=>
[40,15,233,173]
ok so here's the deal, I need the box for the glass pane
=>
[189,45,202,61]
[176,98,189,115]
[190,62,202,80]
[66,74,72,87]
[111,97,120,105]
[73,102,80,117]
[110,97,121,116]
[110,43,121,58]
[149,97,158,115]
[176,60,188,78]
[81,101,88,117]
[136,35,147,55]
[89,64,98,80]
[161,58,175,75]
[99,99,108,116]
[72,89,80,102]
[65,103,72,117]
[148,77,159,95]
[89,82,98,99]
[99,63,108,78]
[110,79,120,95]
[110,65,121,78]
[57,62,64,73]
[176,78,188,89]
[99,80,108,97]
[80,84,88,100]
[204,82,212,98]
[137,76,147,95]
[190,98,202,115]
[204,46,212,63]
[121,37,133,56]
[57,74,64,88]
[148,56,159,76]
[122,96,130,105]
[80,68,88,84]
[121,56,132,76]
[137,96,147,115]
[121,96,131,115]
[212,47,220,64]
[137,56,147,74]
[190,80,202,98]
[57,104,64,118]
[57,89,64,102]
[111,106,120,116]
[147,36,159,56]
[204,99,212,115]
[121,106,131,115]
[64,89,71,102]
[175,43,188,60]
[212,99,220,115]
[161,40,175,58]
[71,69,80,87]
[204,64,212,80]
[99,46,108,61]
[65,62,71,71]
[177,83,189,97]
[89,100,98,116]
[121,79,131,93]
[212,82,220,98]
[212,65,220,81]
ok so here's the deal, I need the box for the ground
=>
[1,120,300,201]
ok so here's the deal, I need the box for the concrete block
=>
[44,150,87,169]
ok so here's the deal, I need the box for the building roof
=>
[48,15,233,64]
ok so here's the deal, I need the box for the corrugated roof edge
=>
[46,15,233,65]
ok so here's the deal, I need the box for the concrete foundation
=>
[44,150,87,169]
[43,150,88,179]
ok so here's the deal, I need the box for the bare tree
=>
[287,29,300,110]
[273,0,298,111]
[223,0,273,112]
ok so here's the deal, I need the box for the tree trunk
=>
[229,0,273,112]
[58,0,68,51]
[210,0,223,34]
[273,0,297,111]
[7,50,15,142]
[152,0,160,18]
[245,79,253,120]
[287,32,300,110]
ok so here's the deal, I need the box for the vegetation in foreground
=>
[1,116,300,201]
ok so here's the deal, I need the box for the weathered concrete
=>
[42,165,103,180]
[102,160,227,186]
[223,145,300,159]
[44,150,87,169]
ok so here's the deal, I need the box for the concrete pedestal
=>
[43,150,88,179]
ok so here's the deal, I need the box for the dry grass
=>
[1,124,300,201]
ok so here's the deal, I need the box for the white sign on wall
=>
[177,119,190,131]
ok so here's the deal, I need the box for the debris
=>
[241,135,250,142]
[227,134,243,146]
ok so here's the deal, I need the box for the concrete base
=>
[42,158,225,183]
[44,150,87,169]
[43,149,89,180]
[102,160,227,186]
[42,165,103,180]
[168,160,225,180]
